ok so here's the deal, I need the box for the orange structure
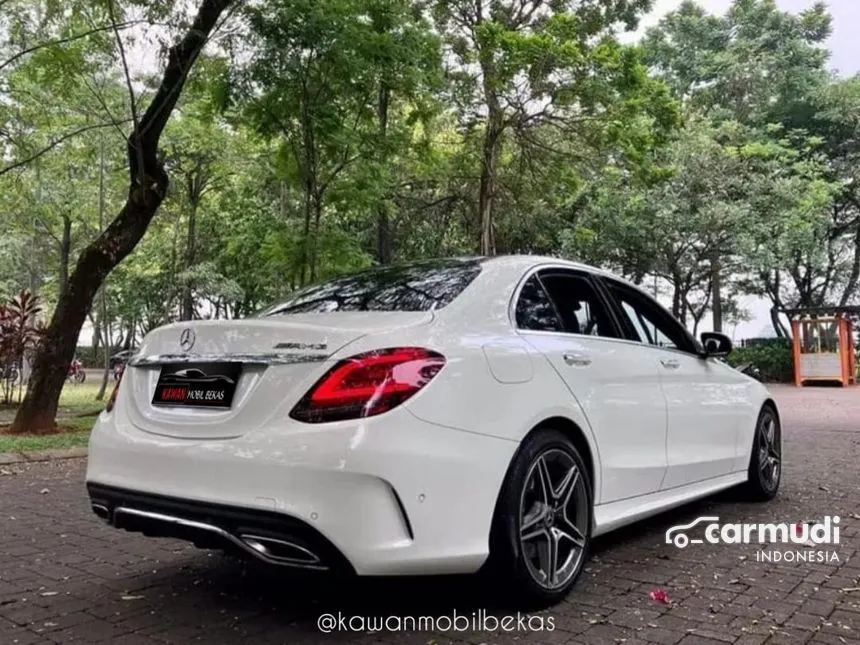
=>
[785,307,859,387]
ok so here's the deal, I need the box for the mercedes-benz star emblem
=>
[179,328,196,352]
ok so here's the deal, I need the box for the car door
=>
[514,267,668,503]
[599,278,745,489]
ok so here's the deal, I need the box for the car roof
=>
[472,255,663,311]
[480,254,621,281]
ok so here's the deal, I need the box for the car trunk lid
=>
[123,312,432,439]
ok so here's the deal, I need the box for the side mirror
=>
[700,332,732,357]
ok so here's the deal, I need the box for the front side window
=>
[262,259,482,315]
[607,281,693,352]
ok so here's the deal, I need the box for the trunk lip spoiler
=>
[128,352,329,367]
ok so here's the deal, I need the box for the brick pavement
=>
[2,385,860,644]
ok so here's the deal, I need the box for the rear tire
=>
[741,404,781,501]
[486,428,592,607]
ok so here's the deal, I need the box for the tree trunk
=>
[96,141,111,402]
[766,270,790,339]
[96,290,111,401]
[770,306,789,339]
[710,250,722,332]
[478,110,502,256]
[839,222,860,306]
[672,294,683,321]
[180,199,198,320]
[376,82,392,265]
[279,180,288,219]
[123,323,134,350]
[300,188,313,286]
[670,274,684,321]
[476,16,503,257]
[10,0,234,434]
[377,204,392,265]
[308,190,323,282]
[58,215,72,301]
[298,87,317,286]
[29,162,42,294]
[90,311,101,358]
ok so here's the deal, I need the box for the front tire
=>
[742,405,781,501]
[487,429,592,607]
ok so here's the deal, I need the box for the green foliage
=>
[728,342,794,383]
[643,0,831,125]
[0,0,857,359]
[0,291,45,404]
[434,0,678,253]
[239,0,444,279]
[635,0,851,328]
[0,429,91,453]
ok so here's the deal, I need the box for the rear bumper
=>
[86,405,518,575]
[88,483,354,572]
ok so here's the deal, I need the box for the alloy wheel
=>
[518,448,589,590]
[758,411,781,491]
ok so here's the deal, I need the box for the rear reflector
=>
[289,347,445,423]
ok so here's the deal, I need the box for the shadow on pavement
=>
[103,484,767,627]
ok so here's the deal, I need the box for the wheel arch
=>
[763,397,780,419]
[485,413,601,572]
[752,397,781,447]
[493,414,601,511]
[529,416,597,498]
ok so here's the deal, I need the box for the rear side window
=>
[263,259,482,314]
[539,272,620,339]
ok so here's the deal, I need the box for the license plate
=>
[152,363,241,408]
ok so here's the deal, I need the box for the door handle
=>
[563,353,592,367]
[660,358,680,369]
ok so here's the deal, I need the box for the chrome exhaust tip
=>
[106,506,329,570]
[91,503,110,522]
[239,534,322,566]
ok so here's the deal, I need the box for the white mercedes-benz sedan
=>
[87,255,781,604]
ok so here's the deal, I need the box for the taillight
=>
[105,371,123,413]
[290,347,446,423]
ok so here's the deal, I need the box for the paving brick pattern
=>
[2,385,860,644]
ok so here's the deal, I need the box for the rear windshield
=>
[262,258,483,315]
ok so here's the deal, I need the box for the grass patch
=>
[58,382,108,416]
[0,380,107,437]
[0,411,97,452]
[64,414,100,432]
[0,427,92,453]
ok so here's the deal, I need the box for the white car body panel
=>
[593,472,748,537]
[86,255,775,576]
[89,394,517,574]
[658,351,760,489]
[520,330,669,503]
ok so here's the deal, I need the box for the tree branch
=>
[107,0,145,187]
[133,1,242,160]
[0,21,143,72]
[0,121,133,178]
[82,77,132,141]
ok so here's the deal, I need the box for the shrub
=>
[0,291,46,404]
[728,341,794,383]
